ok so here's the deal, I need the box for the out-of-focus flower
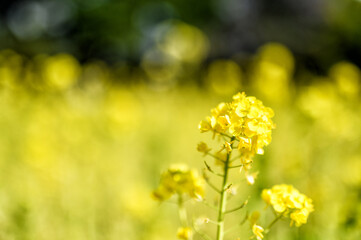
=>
[205,60,242,96]
[152,164,205,201]
[245,171,258,185]
[251,43,294,104]
[290,208,310,227]
[158,21,209,64]
[249,212,264,240]
[252,224,264,240]
[262,184,314,227]
[141,48,181,90]
[0,49,24,89]
[297,80,358,140]
[176,227,192,240]
[197,142,211,154]
[42,53,81,90]
[329,61,360,97]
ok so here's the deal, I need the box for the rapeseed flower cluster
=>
[262,184,314,227]
[199,92,274,171]
[152,164,205,201]
[154,91,315,240]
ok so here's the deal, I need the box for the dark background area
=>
[0,0,360,75]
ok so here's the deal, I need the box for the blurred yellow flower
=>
[152,164,205,201]
[329,61,360,97]
[197,142,211,154]
[42,53,81,90]
[176,227,192,240]
[205,59,242,96]
[262,184,314,227]
[290,208,310,227]
[245,171,258,185]
[159,21,209,63]
[251,43,294,104]
[252,224,264,240]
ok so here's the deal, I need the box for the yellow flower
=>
[252,224,264,240]
[177,227,192,240]
[290,208,310,227]
[261,189,272,205]
[198,92,275,169]
[152,164,205,201]
[199,119,211,133]
[261,184,314,227]
[224,141,233,153]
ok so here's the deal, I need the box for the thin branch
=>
[204,161,224,177]
[204,177,222,194]
[225,199,248,214]
[205,218,221,226]
[265,213,284,233]
[205,152,226,163]
[228,164,243,169]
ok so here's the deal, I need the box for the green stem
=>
[204,161,224,177]
[264,213,283,233]
[216,137,235,240]
[178,194,188,227]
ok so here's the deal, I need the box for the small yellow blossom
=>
[199,119,212,132]
[152,164,205,201]
[261,184,314,227]
[224,141,233,153]
[177,227,192,240]
[252,224,264,240]
[197,142,211,154]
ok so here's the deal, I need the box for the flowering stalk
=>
[263,212,284,235]
[216,138,234,240]
[153,92,314,240]
[178,194,188,227]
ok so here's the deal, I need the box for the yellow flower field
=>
[0,41,360,240]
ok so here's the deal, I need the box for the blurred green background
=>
[0,0,360,239]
